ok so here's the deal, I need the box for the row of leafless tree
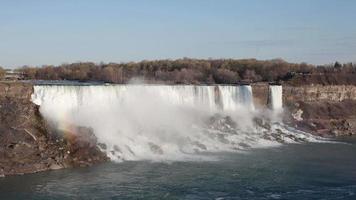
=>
[14,59,356,85]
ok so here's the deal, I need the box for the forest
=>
[10,58,356,85]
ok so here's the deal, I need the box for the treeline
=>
[17,59,356,85]
[287,62,356,85]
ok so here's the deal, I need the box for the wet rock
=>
[253,117,271,130]
[113,145,121,153]
[0,168,4,178]
[292,109,303,121]
[98,143,107,150]
[238,142,251,149]
[148,142,163,155]
[125,145,135,156]
[217,134,229,144]
[208,114,237,133]
[192,141,207,150]
[49,164,63,170]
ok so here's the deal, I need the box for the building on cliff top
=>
[4,69,24,81]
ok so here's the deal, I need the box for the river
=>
[1,136,355,200]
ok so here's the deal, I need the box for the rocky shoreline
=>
[1,82,355,177]
[0,82,108,177]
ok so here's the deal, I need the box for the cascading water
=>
[269,85,283,111]
[32,84,318,162]
[217,85,254,111]
[240,85,255,110]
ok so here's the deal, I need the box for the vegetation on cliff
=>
[17,59,356,85]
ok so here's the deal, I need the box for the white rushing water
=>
[218,85,254,111]
[32,84,317,162]
[269,85,283,111]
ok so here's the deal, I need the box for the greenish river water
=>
[1,137,355,200]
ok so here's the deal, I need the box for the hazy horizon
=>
[1,0,356,68]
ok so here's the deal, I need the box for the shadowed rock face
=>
[251,83,269,109]
[0,82,108,177]
[283,85,356,137]
[252,84,356,137]
[285,100,356,137]
[283,85,356,102]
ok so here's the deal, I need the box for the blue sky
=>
[1,0,356,68]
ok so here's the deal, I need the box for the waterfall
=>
[269,85,283,111]
[240,85,255,111]
[31,84,316,162]
[217,85,254,111]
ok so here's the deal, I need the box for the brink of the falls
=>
[31,84,318,162]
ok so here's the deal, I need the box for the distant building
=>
[4,69,24,80]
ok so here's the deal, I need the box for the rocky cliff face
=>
[0,82,108,177]
[251,83,269,109]
[283,85,356,102]
[283,85,356,137]
[251,84,356,137]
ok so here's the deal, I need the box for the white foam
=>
[32,84,319,162]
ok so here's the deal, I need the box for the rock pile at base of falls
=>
[204,114,310,150]
[0,83,108,177]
